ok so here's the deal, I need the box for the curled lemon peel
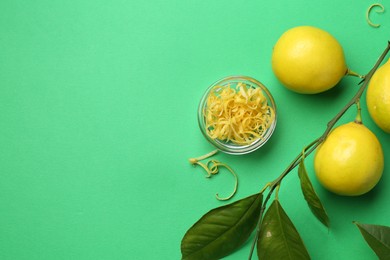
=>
[366,3,385,28]
[204,83,275,145]
[189,150,238,201]
[207,160,238,201]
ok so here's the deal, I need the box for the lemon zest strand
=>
[188,150,238,201]
[207,160,238,201]
[189,149,218,165]
[366,3,385,28]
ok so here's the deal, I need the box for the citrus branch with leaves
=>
[181,41,390,260]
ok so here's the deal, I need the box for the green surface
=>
[0,1,389,259]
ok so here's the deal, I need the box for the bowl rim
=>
[197,75,277,155]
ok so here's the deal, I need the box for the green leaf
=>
[354,221,390,259]
[298,159,330,228]
[257,200,310,260]
[181,192,263,260]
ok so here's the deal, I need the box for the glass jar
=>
[198,75,277,155]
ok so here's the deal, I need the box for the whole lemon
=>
[272,26,348,94]
[314,122,384,196]
[366,58,390,133]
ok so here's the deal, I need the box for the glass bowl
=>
[198,75,277,155]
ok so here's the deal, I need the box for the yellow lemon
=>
[314,122,384,196]
[272,26,348,94]
[366,58,390,133]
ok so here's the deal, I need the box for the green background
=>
[0,0,389,259]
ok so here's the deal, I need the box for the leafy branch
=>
[181,41,390,259]
[248,40,390,259]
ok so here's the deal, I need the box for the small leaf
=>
[181,192,263,260]
[354,221,390,259]
[298,159,330,227]
[257,200,310,259]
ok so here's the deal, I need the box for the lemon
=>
[272,26,348,94]
[314,122,384,196]
[366,58,390,133]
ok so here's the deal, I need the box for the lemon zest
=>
[207,160,238,201]
[204,83,275,145]
[188,149,218,165]
[366,3,385,28]
[189,150,238,201]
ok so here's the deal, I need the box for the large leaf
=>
[354,221,390,259]
[257,200,310,259]
[181,192,263,260]
[298,159,330,227]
